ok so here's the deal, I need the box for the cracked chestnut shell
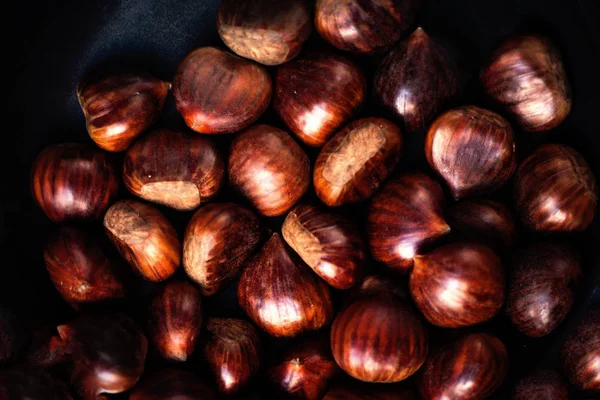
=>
[562,309,600,392]
[512,370,569,400]
[130,369,215,400]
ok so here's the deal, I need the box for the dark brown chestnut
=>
[315,0,420,55]
[23,326,68,367]
[229,125,310,217]
[507,242,581,337]
[0,367,73,400]
[274,52,366,146]
[352,274,409,301]
[130,369,216,400]
[123,128,225,211]
[562,309,600,392]
[173,47,272,134]
[324,381,417,400]
[104,199,181,282]
[314,118,403,206]
[425,106,517,199]
[184,203,262,295]
[367,172,449,273]
[238,234,333,337]
[282,204,365,289]
[410,242,506,328]
[481,35,571,132]
[417,333,508,400]
[515,144,598,232]
[217,0,311,66]
[512,370,569,400]
[76,71,170,152]
[31,143,120,223]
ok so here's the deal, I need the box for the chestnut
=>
[507,242,581,337]
[561,309,600,392]
[229,125,310,217]
[31,143,119,223]
[76,71,170,152]
[217,0,311,66]
[481,35,571,132]
[282,204,365,289]
[324,381,417,400]
[512,370,569,400]
[123,128,225,211]
[367,172,449,273]
[23,326,68,367]
[515,144,598,232]
[410,242,506,328]
[417,333,508,400]
[173,47,272,134]
[352,274,409,301]
[130,369,216,400]
[0,367,73,400]
[425,106,517,199]
[274,52,366,146]
[104,200,181,282]
[238,233,333,337]
[314,118,403,206]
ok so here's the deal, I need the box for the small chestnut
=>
[562,309,600,392]
[0,367,73,400]
[130,369,216,400]
[512,370,569,400]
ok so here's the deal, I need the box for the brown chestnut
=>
[515,144,598,232]
[512,370,569,400]
[23,326,68,368]
[481,35,571,132]
[314,118,403,206]
[31,143,119,223]
[425,106,517,199]
[324,381,417,400]
[0,367,73,400]
[562,309,600,392]
[229,125,310,216]
[352,274,409,301]
[130,369,216,400]
[238,234,333,337]
[173,47,272,134]
[104,200,181,282]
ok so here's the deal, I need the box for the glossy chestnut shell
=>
[512,370,569,400]
[0,367,73,400]
[562,309,600,392]
[130,369,215,400]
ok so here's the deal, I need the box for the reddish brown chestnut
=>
[238,234,333,337]
[324,381,417,400]
[282,204,365,289]
[314,118,403,206]
[425,106,517,199]
[481,35,571,132]
[274,52,366,146]
[77,71,170,152]
[229,125,310,216]
[562,309,600,392]
[512,370,569,400]
[0,367,73,400]
[410,242,506,328]
[104,200,181,282]
[31,143,119,223]
[217,0,311,66]
[515,144,598,232]
[368,172,449,273]
[130,369,215,400]
[123,128,224,211]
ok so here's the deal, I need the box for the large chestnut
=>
[229,125,310,216]
[324,381,417,400]
[76,71,170,152]
[512,370,569,400]
[282,204,365,289]
[314,118,403,206]
[31,143,119,222]
[368,172,449,273]
[130,369,215,400]
[0,367,73,400]
[425,106,517,199]
[481,35,571,132]
[410,242,506,328]
[562,309,600,392]
[417,333,508,400]
[274,52,366,146]
[217,0,311,66]
[238,233,333,337]
[123,128,225,211]
[515,144,598,232]
[104,199,181,282]
[173,47,272,134]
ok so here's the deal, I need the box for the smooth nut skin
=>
[410,242,506,328]
[130,369,215,400]
[104,200,181,282]
[315,0,420,55]
[123,129,225,211]
[282,204,365,289]
[481,35,571,132]
[217,0,311,66]
[512,370,569,400]
[238,234,333,337]
[507,243,581,337]
[515,144,598,232]
[417,333,508,400]
[562,309,600,392]
[368,172,449,273]
[324,381,417,400]
[0,367,73,400]
[173,47,272,134]
[314,118,403,206]
[31,143,120,223]
[425,106,517,199]
[76,71,170,152]
[184,203,262,296]
[229,125,310,217]
[274,52,366,147]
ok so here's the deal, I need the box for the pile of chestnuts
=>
[2,0,599,399]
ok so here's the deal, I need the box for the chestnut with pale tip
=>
[562,309,600,393]
[512,370,569,400]
[130,369,216,400]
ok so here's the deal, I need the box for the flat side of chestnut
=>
[561,309,600,392]
[130,369,216,400]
